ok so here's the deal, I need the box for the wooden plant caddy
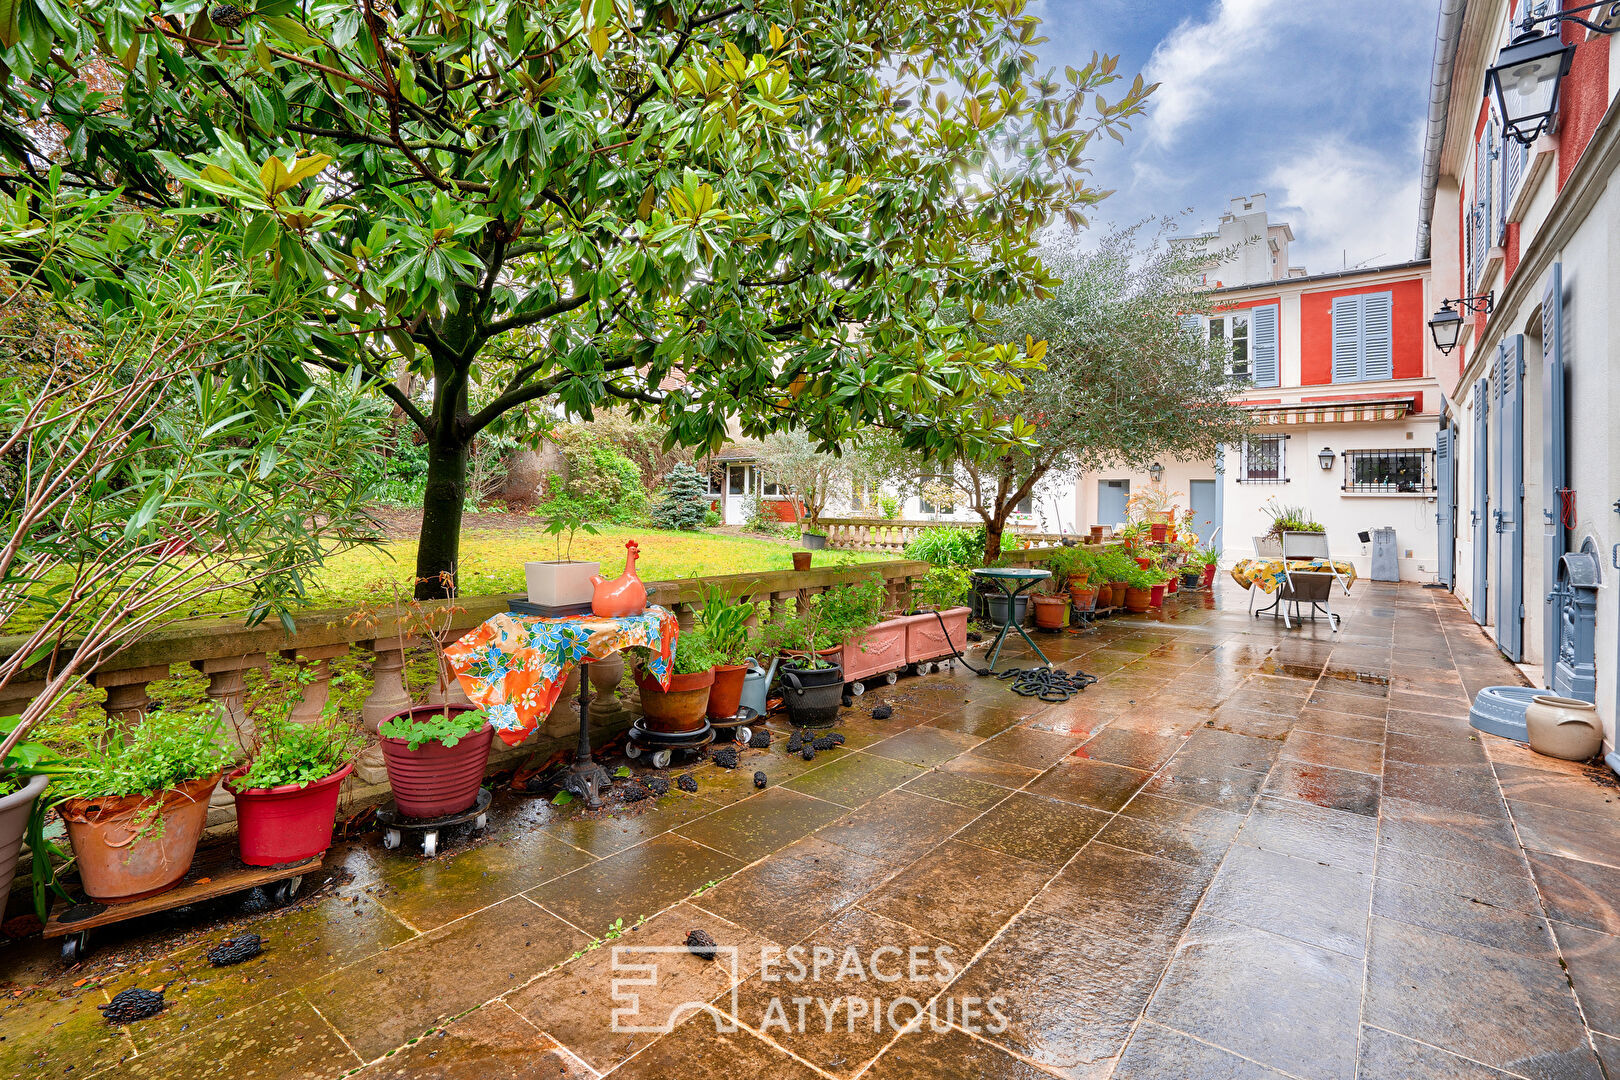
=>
[45,844,321,962]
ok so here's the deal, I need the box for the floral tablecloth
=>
[1230,558,1358,595]
[444,606,679,746]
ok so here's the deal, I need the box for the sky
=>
[1030,0,1442,273]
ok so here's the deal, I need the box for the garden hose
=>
[919,609,1096,699]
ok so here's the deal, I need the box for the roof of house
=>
[1212,259,1430,295]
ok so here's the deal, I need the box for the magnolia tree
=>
[6,0,1154,596]
[869,224,1253,560]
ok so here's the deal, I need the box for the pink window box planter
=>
[838,617,910,683]
[903,607,971,666]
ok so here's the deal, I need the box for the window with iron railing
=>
[1342,449,1435,493]
[1238,434,1288,484]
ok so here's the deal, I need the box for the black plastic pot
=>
[1180,569,1202,588]
[779,662,845,727]
[983,593,1028,627]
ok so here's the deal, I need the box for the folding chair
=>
[1278,530,1346,630]
[1280,531,1351,593]
[1249,535,1282,615]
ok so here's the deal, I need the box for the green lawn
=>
[297,524,888,610]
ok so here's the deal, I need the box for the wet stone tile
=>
[865,727,981,768]
[816,789,979,867]
[1553,921,1620,1037]
[1355,1025,1517,1079]
[1371,876,1555,961]
[1278,730,1384,776]
[860,840,1052,951]
[1115,1021,1293,1080]
[924,703,1027,740]
[783,752,925,809]
[954,791,1110,868]
[1075,726,1187,771]
[673,787,848,863]
[1528,852,1620,933]
[0,985,134,1079]
[1376,847,1541,913]
[352,1002,593,1080]
[1496,762,1620,817]
[862,1022,1057,1080]
[306,897,589,1060]
[1262,759,1381,817]
[1207,707,1297,740]
[694,836,893,946]
[967,727,1087,771]
[1306,691,1388,720]
[900,767,1010,811]
[1384,731,1488,769]
[1294,708,1386,742]
[937,753,1040,791]
[1237,796,1377,874]
[950,910,1172,1075]
[1508,799,1620,868]
[1199,845,1370,958]
[1364,915,1601,1079]
[607,1007,825,1080]
[541,793,723,857]
[1104,795,1244,871]
[1177,727,1281,772]
[378,831,598,931]
[1024,757,1151,812]
[1029,841,1210,951]
[1142,757,1267,814]
[102,993,359,1080]
[1146,915,1362,1080]
[525,833,742,936]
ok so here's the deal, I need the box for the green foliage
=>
[878,494,902,520]
[816,573,887,643]
[671,629,722,675]
[236,710,363,790]
[379,707,490,751]
[915,568,971,611]
[1044,546,1093,580]
[53,710,235,804]
[904,526,987,569]
[0,714,68,920]
[541,427,650,525]
[694,585,757,666]
[703,509,722,528]
[1260,501,1325,539]
[652,464,710,531]
[756,431,848,525]
[357,428,432,508]
[1095,548,1139,583]
[537,511,601,562]
[1198,544,1221,567]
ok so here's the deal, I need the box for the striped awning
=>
[1245,398,1416,426]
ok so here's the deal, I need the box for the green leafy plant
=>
[379,708,490,752]
[538,511,601,563]
[817,574,887,644]
[669,629,722,676]
[1,715,68,919]
[903,526,987,569]
[694,585,757,666]
[652,465,710,532]
[759,595,838,667]
[1260,500,1325,539]
[1198,544,1221,568]
[878,494,902,520]
[915,568,972,611]
[1095,548,1139,583]
[235,670,365,790]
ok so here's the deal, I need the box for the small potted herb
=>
[52,710,234,903]
[634,629,719,733]
[227,674,365,867]
[524,511,601,614]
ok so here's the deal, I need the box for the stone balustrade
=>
[815,518,1087,554]
[0,558,960,831]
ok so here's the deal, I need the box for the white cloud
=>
[1142,0,1290,148]
[1265,132,1423,272]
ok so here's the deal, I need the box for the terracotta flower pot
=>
[792,552,811,571]
[60,773,220,903]
[1032,595,1069,629]
[1149,583,1167,607]
[228,762,353,867]
[1123,587,1151,613]
[1067,571,1089,589]
[0,773,48,909]
[636,667,715,734]
[1089,526,1105,543]
[1093,582,1111,607]
[707,663,748,719]
[380,705,493,819]
[1149,523,1168,543]
[1070,587,1097,613]
[1111,580,1129,607]
[1135,556,1152,570]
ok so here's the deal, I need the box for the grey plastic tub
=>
[0,773,48,910]
[1469,685,1541,742]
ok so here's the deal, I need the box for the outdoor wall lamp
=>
[1148,462,1164,484]
[1485,2,1618,145]
[1319,448,1335,471]
[1428,292,1493,355]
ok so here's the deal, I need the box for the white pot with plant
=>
[525,512,600,612]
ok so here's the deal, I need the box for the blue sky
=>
[1030,0,1441,273]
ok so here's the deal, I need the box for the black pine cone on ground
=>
[753,771,767,789]
[786,731,803,752]
[206,934,263,967]
[100,988,165,1024]
[841,695,854,708]
[828,732,846,745]
[710,747,739,770]
[747,729,771,749]
[209,4,245,27]
[676,774,698,793]
[645,775,671,796]
[684,928,717,960]
[801,746,815,761]
[619,782,652,803]
[811,735,836,751]
[871,704,893,719]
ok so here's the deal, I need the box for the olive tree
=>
[2,0,1153,596]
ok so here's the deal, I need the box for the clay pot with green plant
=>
[636,630,719,733]
[228,673,365,866]
[695,586,758,719]
[51,710,234,903]
[760,594,846,726]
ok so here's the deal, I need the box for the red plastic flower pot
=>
[1135,556,1151,570]
[1149,523,1168,543]
[1166,575,1179,594]
[1149,583,1167,607]
[1203,564,1218,587]
[707,663,747,719]
[379,706,494,819]
[228,762,353,867]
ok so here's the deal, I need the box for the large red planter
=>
[1149,523,1169,542]
[707,664,747,719]
[228,762,353,867]
[903,607,970,665]
[380,706,493,819]
[839,618,909,684]
[1149,583,1167,607]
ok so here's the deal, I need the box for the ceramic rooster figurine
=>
[591,540,647,617]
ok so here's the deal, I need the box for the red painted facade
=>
[1556,34,1610,192]
[1298,277,1426,385]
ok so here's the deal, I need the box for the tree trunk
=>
[983,513,1008,563]
[415,428,468,600]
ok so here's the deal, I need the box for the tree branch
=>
[482,292,592,337]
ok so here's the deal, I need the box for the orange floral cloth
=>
[444,607,679,746]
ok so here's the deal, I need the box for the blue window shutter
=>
[1330,296,1361,382]
[1472,379,1490,625]
[1541,263,1565,684]
[1495,336,1524,661]
[1250,304,1279,387]
[1361,292,1393,380]
[1436,425,1455,590]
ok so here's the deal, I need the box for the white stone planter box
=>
[524,560,600,609]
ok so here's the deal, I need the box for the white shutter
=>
[1331,295,1362,382]
[1361,292,1393,380]
[1250,304,1279,387]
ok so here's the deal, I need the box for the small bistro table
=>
[444,606,680,809]
[971,567,1054,669]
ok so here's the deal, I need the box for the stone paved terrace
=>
[6,581,1620,1079]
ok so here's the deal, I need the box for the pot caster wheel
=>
[884,672,898,686]
[735,725,751,746]
[272,876,302,905]
[474,812,487,830]
[60,931,90,963]
[422,831,439,857]
[383,828,402,850]
[850,682,865,697]
[625,743,642,759]
[651,750,672,769]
